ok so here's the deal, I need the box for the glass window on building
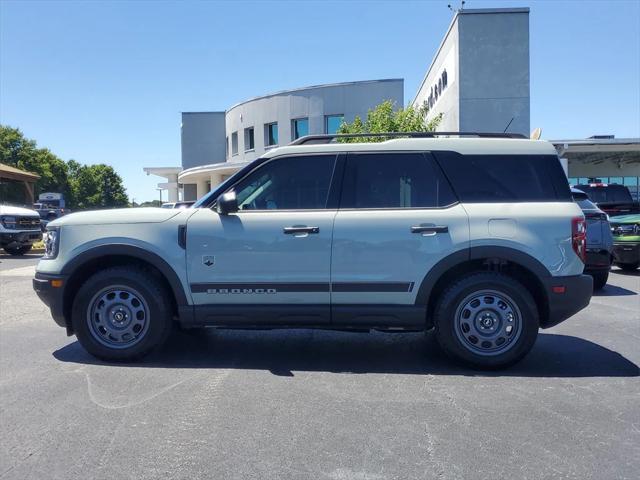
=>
[225,136,229,159]
[231,132,238,156]
[244,127,255,151]
[265,122,278,147]
[292,118,309,140]
[325,114,344,134]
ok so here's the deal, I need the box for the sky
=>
[1,0,639,203]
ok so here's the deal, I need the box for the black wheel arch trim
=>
[414,246,551,306]
[60,243,189,306]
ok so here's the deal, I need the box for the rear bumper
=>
[584,248,612,272]
[32,272,68,329]
[541,274,593,329]
[612,242,640,265]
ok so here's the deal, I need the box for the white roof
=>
[263,137,558,158]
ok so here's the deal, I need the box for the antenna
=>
[503,117,514,133]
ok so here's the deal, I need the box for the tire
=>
[71,266,173,361]
[433,272,539,370]
[4,244,32,255]
[615,262,639,272]
[591,270,609,290]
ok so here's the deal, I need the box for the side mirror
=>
[216,191,238,215]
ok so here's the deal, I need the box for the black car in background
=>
[574,183,640,216]
[572,188,613,289]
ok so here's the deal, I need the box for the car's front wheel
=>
[71,266,173,361]
[434,272,539,370]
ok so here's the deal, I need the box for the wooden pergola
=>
[0,163,40,204]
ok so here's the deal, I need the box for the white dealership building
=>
[145,7,639,203]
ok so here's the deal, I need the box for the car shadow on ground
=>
[53,330,639,378]
[593,284,637,296]
[610,267,640,277]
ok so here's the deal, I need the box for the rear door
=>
[330,151,469,325]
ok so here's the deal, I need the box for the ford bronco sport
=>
[33,133,593,369]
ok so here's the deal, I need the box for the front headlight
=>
[43,228,60,259]
[1,216,17,229]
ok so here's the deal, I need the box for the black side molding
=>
[178,225,187,249]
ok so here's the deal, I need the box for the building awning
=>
[0,163,40,182]
[551,138,640,165]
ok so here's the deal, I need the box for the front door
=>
[186,154,338,325]
[330,151,469,325]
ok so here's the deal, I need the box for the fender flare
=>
[61,243,188,306]
[414,246,551,305]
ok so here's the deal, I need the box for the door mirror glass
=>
[216,191,238,215]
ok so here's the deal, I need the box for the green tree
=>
[0,125,128,209]
[0,125,72,202]
[72,164,128,210]
[337,100,443,142]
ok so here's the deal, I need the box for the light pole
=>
[156,188,163,204]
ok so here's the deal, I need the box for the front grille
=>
[2,216,42,230]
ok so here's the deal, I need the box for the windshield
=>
[576,185,633,203]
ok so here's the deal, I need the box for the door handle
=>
[411,225,449,234]
[283,226,320,235]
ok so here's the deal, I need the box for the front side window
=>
[292,118,309,140]
[244,127,255,151]
[325,115,344,134]
[232,155,336,210]
[265,122,278,147]
[340,152,456,209]
[231,132,238,156]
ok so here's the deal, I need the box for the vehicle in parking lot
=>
[571,188,613,289]
[34,192,67,221]
[33,132,592,369]
[574,183,640,216]
[0,204,43,255]
[609,214,640,271]
[162,201,195,209]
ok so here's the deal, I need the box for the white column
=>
[210,173,222,190]
[167,174,179,202]
[196,177,209,199]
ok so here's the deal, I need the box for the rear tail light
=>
[572,217,586,263]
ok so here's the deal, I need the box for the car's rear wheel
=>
[591,270,609,290]
[434,272,539,370]
[615,262,639,271]
[71,266,172,361]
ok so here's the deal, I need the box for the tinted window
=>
[292,118,309,140]
[340,152,456,209]
[436,153,571,202]
[574,185,633,203]
[232,155,335,210]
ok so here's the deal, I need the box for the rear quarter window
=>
[433,152,571,203]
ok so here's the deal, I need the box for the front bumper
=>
[612,242,640,265]
[541,274,593,329]
[33,272,68,330]
[1,230,42,246]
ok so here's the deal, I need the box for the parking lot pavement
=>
[1,257,638,480]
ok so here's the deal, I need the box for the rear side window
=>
[434,152,571,203]
[340,152,456,209]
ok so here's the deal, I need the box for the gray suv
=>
[33,133,593,369]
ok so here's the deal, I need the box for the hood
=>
[48,207,182,227]
[0,205,40,216]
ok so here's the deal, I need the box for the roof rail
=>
[289,131,528,145]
